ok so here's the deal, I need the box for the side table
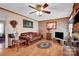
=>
[13,39,27,51]
[46,33,52,40]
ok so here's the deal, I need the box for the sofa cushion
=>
[33,32,40,37]
[27,34,33,40]
[21,33,27,36]
[30,36,41,41]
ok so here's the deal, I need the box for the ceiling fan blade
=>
[28,5,38,10]
[43,3,48,8]
[42,10,51,14]
[29,11,37,14]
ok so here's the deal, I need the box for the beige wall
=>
[39,17,69,40]
[0,9,39,48]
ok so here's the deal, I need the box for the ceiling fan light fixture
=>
[36,11,43,16]
[28,3,50,16]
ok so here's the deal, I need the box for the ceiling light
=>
[36,11,43,16]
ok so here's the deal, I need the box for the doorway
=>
[0,21,5,48]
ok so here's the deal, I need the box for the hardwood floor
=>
[0,39,64,56]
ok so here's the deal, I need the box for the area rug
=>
[37,42,52,49]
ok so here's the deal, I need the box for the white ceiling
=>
[0,3,73,21]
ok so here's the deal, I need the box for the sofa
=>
[19,32,42,45]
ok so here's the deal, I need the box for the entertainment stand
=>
[55,38,66,45]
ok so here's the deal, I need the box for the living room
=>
[0,3,79,56]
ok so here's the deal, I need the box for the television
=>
[55,32,63,39]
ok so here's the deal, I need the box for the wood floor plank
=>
[0,40,64,56]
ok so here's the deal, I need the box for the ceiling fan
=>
[28,3,51,16]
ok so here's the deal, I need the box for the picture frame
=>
[23,19,33,28]
[47,21,57,29]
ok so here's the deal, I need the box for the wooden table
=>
[12,39,27,51]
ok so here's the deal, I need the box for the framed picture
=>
[23,19,33,28]
[47,21,57,29]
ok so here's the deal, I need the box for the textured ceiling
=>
[0,3,73,21]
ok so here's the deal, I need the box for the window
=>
[0,22,4,36]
